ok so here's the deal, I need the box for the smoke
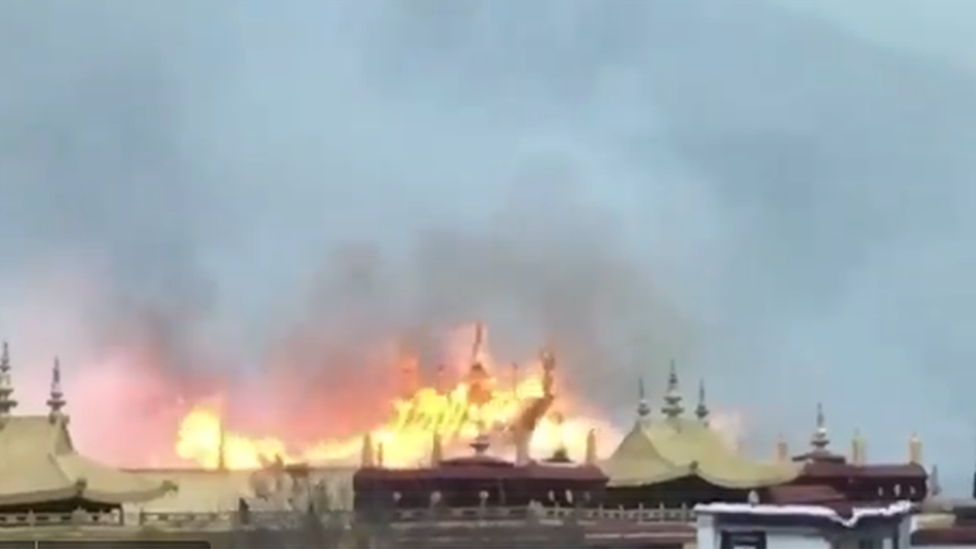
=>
[2,0,976,490]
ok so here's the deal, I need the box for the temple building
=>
[601,363,800,508]
[353,349,608,514]
[600,363,928,510]
[0,343,175,516]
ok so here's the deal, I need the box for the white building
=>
[694,501,914,549]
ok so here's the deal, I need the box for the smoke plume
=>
[1,0,976,490]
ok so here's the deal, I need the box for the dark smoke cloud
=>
[1,0,975,490]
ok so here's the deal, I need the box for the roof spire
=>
[540,348,556,397]
[930,464,942,497]
[850,429,866,465]
[661,360,684,419]
[585,429,598,465]
[361,433,375,467]
[775,433,789,462]
[636,376,650,419]
[47,357,66,420]
[470,414,491,456]
[909,432,923,464]
[0,342,18,417]
[216,418,227,472]
[810,403,830,451]
[694,379,710,423]
[431,431,443,466]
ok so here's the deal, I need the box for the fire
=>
[175,328,615,470]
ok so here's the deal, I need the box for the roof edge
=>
[695,500,914,528]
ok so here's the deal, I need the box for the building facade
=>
[694,501,913,549]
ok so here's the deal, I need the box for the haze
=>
[1,0,974,490]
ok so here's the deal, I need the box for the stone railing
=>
[0,510,123,527]
[385,505,695,524]
[0,505,694,530]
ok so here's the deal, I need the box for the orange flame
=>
[175,328,618,470]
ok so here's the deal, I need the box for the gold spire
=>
[0,342,17,417]
[585,429,598,465]
[541,348,556,396]
[552,412,568,460]
[909,432,922,464]
[694,379,709,423]
[775,433,789,462]
[850,429,866,465]
[471,322,486,365]
[361,434,375,467]
[929,464,942,497]
[216,415,227,472]
[47,357,66,420]
[470,412,491,456]
[431,432,443,466]
[636,376,651,419]
[376,441,386,468]
[810,403,829,451]
[661,360,684,419]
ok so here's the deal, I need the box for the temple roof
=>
[601,416,800,488]
[601,365,800,488]
[0,415,176,506]
[0,347,174,507]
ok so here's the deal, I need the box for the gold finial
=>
[909,432,922,464]
[637,376,651,419]
[541,348,556,396]
[775,433,789,462]
[47,357,67,420]
[376,441,385,468]
[431,432,443,466]
[929,464,942,497]
[810,403,829,451]
[0,342,17,417]
[585,429,598,465]
[851,429,866,465]
[470,322,486,367]
[661,360,684,418]
[694,379,709,423]
[361,434,375,468]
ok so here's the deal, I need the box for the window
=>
[857,538,880,549]
[720,530,767,549]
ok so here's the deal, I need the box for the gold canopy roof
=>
[0,415,176,506]
[601,416,800,488]
[601,365,800,488]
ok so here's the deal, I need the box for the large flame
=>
[175,327,617,470]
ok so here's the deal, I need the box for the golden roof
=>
[0,415,175,506]
[601,416,801,488]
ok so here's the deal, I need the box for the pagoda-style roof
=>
[0,415,176,506]
[602,415,800,488]
[0,345,175,507]
[602,365,800,489]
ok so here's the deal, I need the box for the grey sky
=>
[0,0,974,487]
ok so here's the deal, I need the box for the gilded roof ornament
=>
[0,342,16,416]
[810,402,830,451]
[637,376,651,419]
[661,360,684,419]
[694,379,709,423]
[47,357,66,419]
